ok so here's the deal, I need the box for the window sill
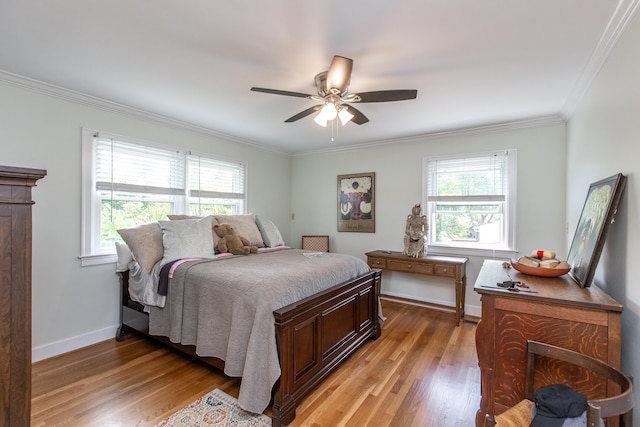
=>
[426,245,517,259]
[79,253,117,267]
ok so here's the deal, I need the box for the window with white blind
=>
[81,128,246,264]
[423,150,516,255]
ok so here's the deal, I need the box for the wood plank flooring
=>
[31,300,480,426]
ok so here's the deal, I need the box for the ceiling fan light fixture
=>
[338,107,354,125]
[313,112,328,127]
[320,102,338,120]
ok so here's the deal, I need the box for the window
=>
[423,150,516,256]
[81,128,246,264]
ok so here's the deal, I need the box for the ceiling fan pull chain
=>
[332,117,338,141]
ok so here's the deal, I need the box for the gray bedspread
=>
[148,248,371,414]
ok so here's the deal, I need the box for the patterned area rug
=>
[154,389,272,427]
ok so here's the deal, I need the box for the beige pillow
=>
[117,222,164,274]
[215,214,264,248]
[167,214,199,220]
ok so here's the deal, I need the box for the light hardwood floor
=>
[31,300,480,426]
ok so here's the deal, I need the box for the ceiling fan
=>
[250,55,418,127]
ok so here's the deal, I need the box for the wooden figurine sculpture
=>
[403,204,428,258]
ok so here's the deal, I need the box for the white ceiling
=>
[1,1,637,155]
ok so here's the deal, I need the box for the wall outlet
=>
[291,213,295,220]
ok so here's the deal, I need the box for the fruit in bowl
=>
[510,256,571,277]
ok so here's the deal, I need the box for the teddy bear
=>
[213,223,258,255]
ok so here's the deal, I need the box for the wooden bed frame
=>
[116,268,382,427]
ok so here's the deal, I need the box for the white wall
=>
[290,123,567,316]
[566,11,640,422]
[0,80,292,361]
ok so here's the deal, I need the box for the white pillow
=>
[158,216,215,266]
[255,215,285,247]
[168,214,220,249]
[115,241,134,272]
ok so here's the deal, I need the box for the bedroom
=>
[1,1,639,426]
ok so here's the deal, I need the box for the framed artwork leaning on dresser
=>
[567,173,626,288]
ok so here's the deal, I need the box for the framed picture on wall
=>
[567,173,626,288]
[337,172,375,232]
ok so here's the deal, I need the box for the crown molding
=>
[0,70,576,159]
[293,115,566,157]
[0,70,290,156]
[2,69,564,159]
[562,0,640,117]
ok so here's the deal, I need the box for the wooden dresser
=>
[0,166,46,427]
[474,259,623,427]
[365,250,468,325]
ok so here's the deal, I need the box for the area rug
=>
[154,388,272,427]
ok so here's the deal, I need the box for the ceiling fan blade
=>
[284,105,322,123]
[251,87,312,98]
[354,89,418,103]
[326,56,353,95]
[344,105,369,125]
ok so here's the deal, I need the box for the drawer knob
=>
[407,264,412,269]
[443,268,448,273]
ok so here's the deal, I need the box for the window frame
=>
[422,149,517,258]
[80,128,247,266]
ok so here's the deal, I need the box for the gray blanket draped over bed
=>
[148,248,371,414]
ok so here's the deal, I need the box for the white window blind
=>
[187,156,245,200]
[426,153,508,201]
[95,137,186,196]
[424,150,516,255]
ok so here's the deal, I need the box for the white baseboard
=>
[32,324,120,363]
[381,291,482,318]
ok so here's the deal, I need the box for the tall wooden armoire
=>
[0,166,46,427]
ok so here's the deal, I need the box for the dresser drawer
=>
[387,259,434,274]
[368,257,387,269]
[435,264,456,277]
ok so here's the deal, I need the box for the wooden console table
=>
[365,250,468,325]
[473,259,623,427]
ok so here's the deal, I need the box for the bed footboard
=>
[271,269,382,427]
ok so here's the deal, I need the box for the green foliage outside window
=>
[100,197,238,250]
[435,207,501,243]
[100,199,172,249]
[187,203,233,217]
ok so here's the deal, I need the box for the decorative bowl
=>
[510,258,570,278]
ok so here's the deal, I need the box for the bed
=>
[114,214,381,427]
